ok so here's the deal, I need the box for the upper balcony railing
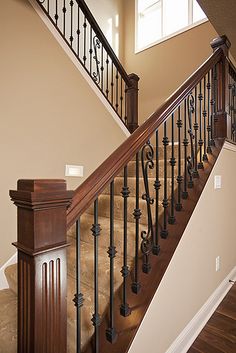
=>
[35,0,139,132]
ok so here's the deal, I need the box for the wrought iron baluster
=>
[89,27,93,74]
[62,0,66,36]
[132,152,142,294]
[69,0,74,47]
[47,0,49,13]
[187,93,195,188]
[106,181,118,343]
[193,86,199,178]
[101,46,104,91]
[233,84,236,141]
[120,166,131,317]
[111,64,114,106]
[176,106,183,211]
[182,99,188,199]
[168,113,176,224]
[161,122,169,238]
[115,69,119,113]
[77,4,80,57]
[91,199,101,353]
[73,219,84,353]
[211,65,217,146]
[141,140,155,271]
[203,76,208,161]
[83,16,87,66]
[207,71,212,153]
[124,88,128,125]
[106,54,109,98]
[120,79,123,120]
[198,80,204,169]
[55,0,59,26]
[92,36,101,84]
[153,130,161,253]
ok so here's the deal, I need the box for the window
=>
[136,0,207,51]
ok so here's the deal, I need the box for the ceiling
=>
[197,0,236,59]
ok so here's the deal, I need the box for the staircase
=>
[1,1,236,353]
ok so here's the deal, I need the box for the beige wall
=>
[128,142,236,353]
[0,0,127,267]
[123,0,218,123]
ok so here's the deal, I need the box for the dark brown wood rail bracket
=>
[9,180,74,353]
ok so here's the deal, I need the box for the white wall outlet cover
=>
[216,256,220,272]
[214,175,222,189]
[65,165,84,177]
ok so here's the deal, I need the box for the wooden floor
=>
[188,283,236,353]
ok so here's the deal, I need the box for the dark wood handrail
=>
[76,0,132,87]
[227,57,236,79]
[66,47,224,229]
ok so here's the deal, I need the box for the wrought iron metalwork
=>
[193,86,199,178]
[176,106,183,211]
[73,219,84,353]
[153,130,161,255]
[132,152,142,293]
[207,71,212,153]
[120,166,131,317]
[182,99,189,199]
[187,93,195,188]
[140,140,155,272]
[168,113,176,223]
[161,122,169,237]
[92,35,101,84]
[198,80,204,169]
[91,199,101,353]
[203,76,208,161]
[106,181,118,343]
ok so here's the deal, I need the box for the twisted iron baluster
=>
[193,86,199,178]
[203,76,208,161]
[182,100,188,199]
[187,93,195,188]
[161,122,169,237]
[141,140,154,272]
[198,80,204,169]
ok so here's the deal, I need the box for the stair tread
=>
[0,289,17,353]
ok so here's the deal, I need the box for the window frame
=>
[135,0,208,53]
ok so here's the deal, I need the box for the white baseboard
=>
[0,253,17,290]
[166,266,236,353]
[28,0,130,138]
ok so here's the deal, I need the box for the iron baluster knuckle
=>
[91,223,101,236]
[121,186,130,198]
[133,208,142,219]
[73,292,84,308]
[120,265,129,278]
[91,313,101,327]
[154,179,161,190]
[107,245,117,259]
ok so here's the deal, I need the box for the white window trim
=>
[135,0,208,54]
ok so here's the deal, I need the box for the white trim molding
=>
[0,252,17,290]
[223,140,236,153]
[28,0,130,138]
[165,266,236,353]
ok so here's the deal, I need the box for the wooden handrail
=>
[66,47,224,229]
[227,57,236,80]
[76,0,132,86]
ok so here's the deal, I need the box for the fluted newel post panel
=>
[126,73,139,133]
[9,179,74,353]
[211,35,231,138]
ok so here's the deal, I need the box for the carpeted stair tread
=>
[131,144,179,161]
[86,194,164,224]
[4,264,17,295]
[102,176,172,200]
[0,289,17,353]
[67,239,133,297]
[68,213,147,255]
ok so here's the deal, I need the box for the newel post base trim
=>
[126,73,140,133]
[10,179,74,353]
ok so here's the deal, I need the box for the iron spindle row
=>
[37,0,128,123]
[228,65,236,141]
[60,58,218,352]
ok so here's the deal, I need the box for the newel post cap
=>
[211,35,231,55]
[9,179,74,253]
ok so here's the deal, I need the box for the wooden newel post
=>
[9,179,74,353]
[126,73,140,133]
[211,35,231,138]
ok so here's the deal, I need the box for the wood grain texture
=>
[188,284,236,353]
